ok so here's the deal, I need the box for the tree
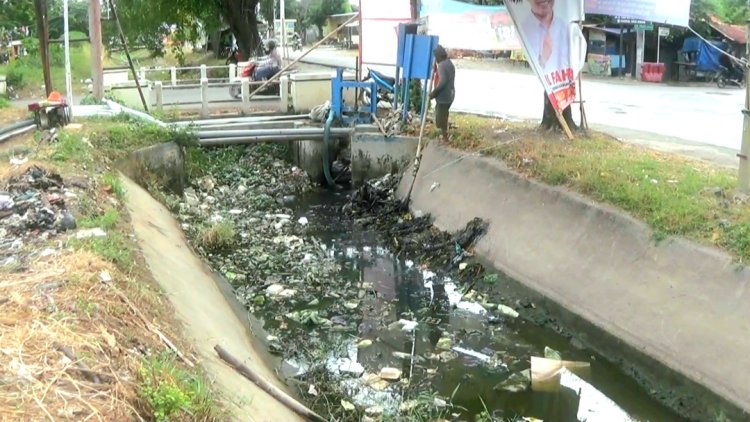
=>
[305,0,349,37]
[0,0,35,29]
[108,0,263,59]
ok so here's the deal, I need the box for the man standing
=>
[429,45,455,143]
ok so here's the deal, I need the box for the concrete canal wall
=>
[398,142,750,421]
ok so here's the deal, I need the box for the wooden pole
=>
[108,0,148,111]
[34,0,52,96]
[214,345,326,422]
[555,110,574,140]
[89,0,104,100]
[248,13,360,101]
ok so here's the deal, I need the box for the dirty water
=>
[251,189,683,422]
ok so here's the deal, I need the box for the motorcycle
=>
[225,45,244,66]
[361,68,396,108]
[717,65,744,89]
[229,57,280,99]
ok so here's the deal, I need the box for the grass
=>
[198,221,237,252]
[138,352,220,422]
[0,96,9,109]
[1,42,96,96]
[440,114,750,262]
[103,172,126,200]
[80,208,121,230]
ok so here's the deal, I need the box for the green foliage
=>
[0,96,9,108]
[103,173,126,201]
[52,131,92,163]
[306,0,349,34]
[75,232,134,270]
[0,0,35,28]
[138,352,218,422]
[80,208,121,230]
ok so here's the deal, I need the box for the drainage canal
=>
[174,145,685,421]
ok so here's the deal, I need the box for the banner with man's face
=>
[506,0,586,112]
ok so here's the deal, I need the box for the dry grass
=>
[0,251,158,421]
[0,108,31,126]
[0,152,221,421]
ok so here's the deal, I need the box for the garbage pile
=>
[1,166,77,259]
[345,174,488,269]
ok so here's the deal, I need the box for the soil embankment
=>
[399,142,750,420]
[122,175,303,422]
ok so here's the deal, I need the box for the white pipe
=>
[0,125,36,143]
[104,100,168,127]
[172,114,309,127]
[63,0,74,117]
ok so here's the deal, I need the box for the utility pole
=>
[740,13,750,191]
[280,0,287,59]
[33,0,52,96]
[63,0,73,109]
[89,0,104,100]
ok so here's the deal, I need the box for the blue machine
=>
[396,24,440,121]
[330,68,378,126]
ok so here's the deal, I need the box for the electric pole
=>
[33,0,52,96]
[740,9,750,191]
[89,0,104,100]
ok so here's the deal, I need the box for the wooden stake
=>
[248,13,360,101]
[555,110,574,140]
[214,345,326,422]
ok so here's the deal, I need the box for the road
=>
[291,48,745,166]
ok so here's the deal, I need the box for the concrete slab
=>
[122,175,303,422]
[351,132,418,186]
[398,143,750,421]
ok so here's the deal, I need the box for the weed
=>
[75,297,97,317]
[51,131,91,163]
[80,208,120,230]
[103,173,126,200]
[138,352,219,422]
[198,221,236,252]
[74,232,134,271]
[0,96,9,109]
[483,273,499,285]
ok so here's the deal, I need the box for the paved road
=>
[291,49,745,166]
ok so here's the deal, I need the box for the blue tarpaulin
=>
[682,37,727,72]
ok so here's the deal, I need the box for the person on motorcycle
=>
[254,40,282,81]
[720,48,743,83]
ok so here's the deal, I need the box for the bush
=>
[5,63,26,90]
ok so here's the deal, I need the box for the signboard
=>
[585,0,692,27]
[421,0,522,51]
[505,0,587,113]
[634,23,654,31]
[360,0,412,67]
[658,27,670,37]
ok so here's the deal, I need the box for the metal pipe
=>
[0,119,36,135]
[197,128,352,139]
[199,135,330,146]
[198,121,297,130]
[0,124,35,143]
[172,114,310,127]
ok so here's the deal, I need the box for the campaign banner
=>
[421,0,521,51]
[584,0,692,28]
[506,0,586,112]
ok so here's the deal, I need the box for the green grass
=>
[76,232,134,271]
[1,42,94,95]
[51,130,92,163]
[0,97,9,109]
[80,208,121,230]
[444,114,750,262]
[103,173,126,201]
[138,352,221,422]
